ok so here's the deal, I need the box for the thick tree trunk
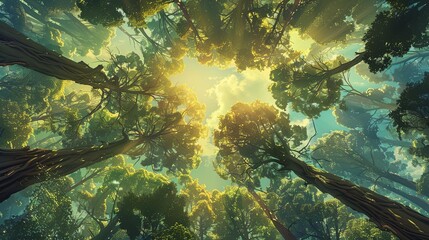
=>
[361,175,429,214]
[0,22,155,95]
[0,21,110,89]
[246,185,298,240]
[277,153,429,239]
[377,181,429,214]
[0,138,143,202]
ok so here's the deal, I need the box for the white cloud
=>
[196,68,276,157]
[206,68,275,129]
[291,118,310,127]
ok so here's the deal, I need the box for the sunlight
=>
[1,1,429,239]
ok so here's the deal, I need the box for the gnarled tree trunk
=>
[0,21,110,89]
[276,153,429,239]
[0,137,144,202]
[378,181,429,215]
[360,175,429,214]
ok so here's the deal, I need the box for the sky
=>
[72,26,405,190]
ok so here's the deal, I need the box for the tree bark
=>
[360,175,429,214]
[276,153,429,239]
[246,185,298,240]
[0,137,144,202]
[0,21,110,89]
[376,180,429,215]
[0,21,157,95]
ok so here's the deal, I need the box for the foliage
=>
[311,130,405,182]
[363,0,429,72]
[0,99,32,148]
[267,178,353,239]
[215,101,307,165]
[179,175,215,239]
[211,186,279,240]
[390,73,429,138]
[342,218,397,240]
[154,223,197,240]
[0,178,81,240]
[77,0,171,27]
[291,0,378,44]
[117,183,190,239]
[2,0,429,238]
[270,57,344,117]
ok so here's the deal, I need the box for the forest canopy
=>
[1,0,429,239]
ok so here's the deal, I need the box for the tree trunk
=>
[92,215,120,240]
[391,51,429,67]
[0,21,110,89]
[173,0,202,41]
[0,137,144,202]
[361,175,429,214]
[377,181,429,215]
[246,185,298,240]
[343,94,397,111]
[66,168,104,192]
[270,0,302,55]
[276,153,429,239]
[380,171,419,193]
[324,54,364,77]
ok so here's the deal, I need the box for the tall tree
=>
[214,101,429,239]
[311,130,415,192]
[75,164,171,239]
[390,73,429,197]
[0,82,205,201]
[0,22,159,96]
[390,73,429,148]
[311,130,429,213]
